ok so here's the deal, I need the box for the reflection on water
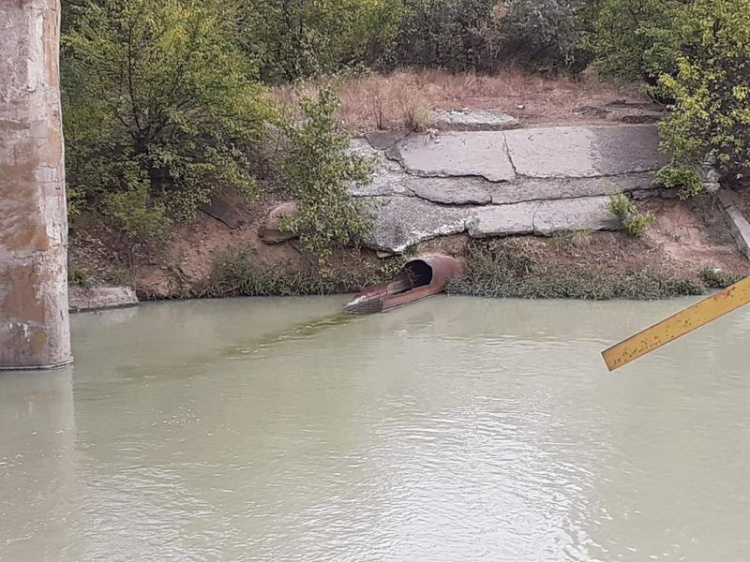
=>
[2,295,750,561]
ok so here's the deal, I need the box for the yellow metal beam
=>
[602,276,750,371]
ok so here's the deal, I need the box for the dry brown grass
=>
[273,69,646,132]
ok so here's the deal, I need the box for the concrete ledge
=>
[69,286,139,313]
[718,191,750,260]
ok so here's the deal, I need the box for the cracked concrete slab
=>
[488,173,655,205]
[467,202,538,237]
[387,132,515,182]
[504,125,667,178]
[466,196,617,238]
[405,177,492,205]
[363,197,469,252]
[533,196,618,235]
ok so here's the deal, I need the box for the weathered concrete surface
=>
[431,109,520,131]
[534,196,618,235]
[504,125,667,178]
[0,0,72,369]
[258,202,298,244]
[354,124,666,252]
[363,197,469,253]
[719,191,750,260]
[466,197,616,238]
[406,177,493,205]
[467,203,537,237]
[488,173,655,205]
[387,132,515,182]
[69,286,138,312]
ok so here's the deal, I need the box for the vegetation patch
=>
[609,194,655,238]
[203,245,405,297]
[699,268,746,290]
[446,238,704,300]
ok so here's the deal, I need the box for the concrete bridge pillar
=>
[0,0,72,369]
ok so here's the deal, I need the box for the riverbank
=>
[67,76,750,309]
[69,189,750,310]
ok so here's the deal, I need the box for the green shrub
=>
[62,0,273,225]
[68,267,90,288]
[608,194,655,237]
[280,89,374,264]
[103,185,171,252]
[654,166,703,200]
[659,0,750,178]
[590,0,683,88]
[498,0,591,72]
[385,0,590,73]
[240,0,404,83]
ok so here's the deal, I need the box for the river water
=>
[2,296,750,562]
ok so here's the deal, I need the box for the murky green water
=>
[2,296,750,562]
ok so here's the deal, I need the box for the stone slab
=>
[489,173,656,204]
[405,177,492,205]
[504,125,667,178]
[363,196,469,253]
[467,202,538,238]
[466,196,618,238]
[69,286,138,312]
[431,109,521,132]
[533,196,618,235]
[387,132,515,182]
[200,195,245,229]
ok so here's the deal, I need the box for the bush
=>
[385,0,589,73]
[659,0,750,178]
[608,194,655,237]
[591,0,683,89]
[62,0,273,226]
[205,245,405,296]
[498,0,591,72]
[240,0,403,83]
[654,166,703,200]
[280,88,374,263]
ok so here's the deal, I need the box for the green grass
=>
[446,239,704,300]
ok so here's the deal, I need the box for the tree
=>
[62,0,274,242]
[659,0,750,177]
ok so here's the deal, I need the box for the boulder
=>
[200,194,245,229]
[258,202,298,244]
